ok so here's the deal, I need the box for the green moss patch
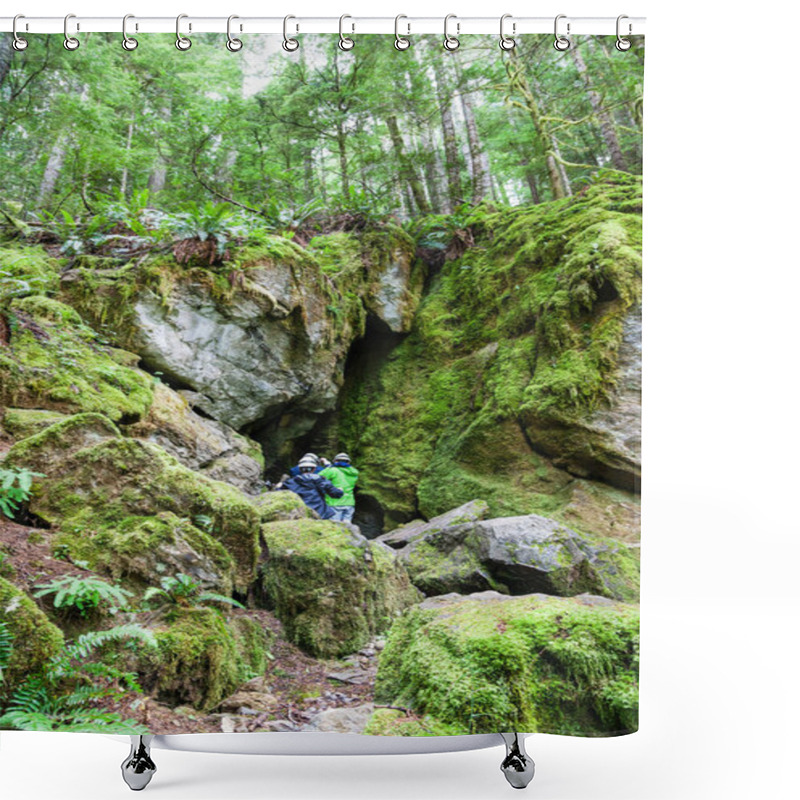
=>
[0,408,69,441]
[375,591,638,736]
[0,295,154,422]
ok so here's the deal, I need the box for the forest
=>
[0,33,643,740]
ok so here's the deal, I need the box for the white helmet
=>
[333,453,351,463]
[298,456,318,470]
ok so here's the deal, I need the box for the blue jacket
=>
[281,472,343,519]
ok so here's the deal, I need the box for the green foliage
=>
[0,624,155,733]
[142,573,244,613]
[33,575,133,618]
[0,622,12,685]
[0,466,44,519]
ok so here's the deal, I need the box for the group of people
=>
[276,452,360,523]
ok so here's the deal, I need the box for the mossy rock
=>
[0,576,65,688]
[363,708,460,737]
[374,591,639,736]
[0,296,154,423]
[0,408,69,441]
[3,414,260,593]
[336,175,642,531]
[394,511,639,602]
[252,490,316,523]
[259,519,421,658]
[139,608,270,711]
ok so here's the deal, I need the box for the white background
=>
[2,1,799,798]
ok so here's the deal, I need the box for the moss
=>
[4,419,260,593]
[0,245,61,301]
[252,490,314,523]
[0,296,154,422]
[374,592,639,736]
[259,519,420,657]
[0,576,65,688]
[0,408,68,440]
[140,608,269,711]
[364,707,460,737]
[337,175,642,529]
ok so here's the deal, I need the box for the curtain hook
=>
[175,14,192,50]
[122,14,138,51]
[616,14,632,51]
[443,14,459,51]
[226,15,243,51]
[499,13,515,50]
[63,13,80,51]
[282,15,299,51]
[12,14,28,51]
[553,14,571,51]
[339,14,354,50]
[394,14,410,51]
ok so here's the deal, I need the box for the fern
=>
[33,575,133,618]
[143,573,244,611]
[0,466,45,519]
[0,622,12,685]
[0,623,155,733]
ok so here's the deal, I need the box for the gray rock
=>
[301,703,375,734]
[396,511,638,601]
[377,500,490,549]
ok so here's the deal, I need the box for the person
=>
[288,453,321,478]
[280,455,343,519]
[319,452,359,523]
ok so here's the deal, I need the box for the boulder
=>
[258,518,421,658]
[377,500,490,548]
[137,608,270,712]
[3,413,260,593]
[216,676,278,714]
[125,382,264,494]
[387,508,639,601]
[0,576,64,687]
[374,591,639,736]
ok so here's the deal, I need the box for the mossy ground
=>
[259,519,420,658]
[375,592,639,736]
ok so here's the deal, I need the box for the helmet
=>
[298,456,318,470]
[301,453,320,464]
[333,453,351,464]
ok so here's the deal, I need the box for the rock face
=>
[3,413,260,593]
[379,502,639,601]
[374,591,639,736]
[126,382,264,494]
[258,518,422,658]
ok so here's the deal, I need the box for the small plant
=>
[0,621,12,685]
[0,466,44,519]
[33,576,133,618]
[0,624,155,733]
[192,513,214,532]
[142,573,244,612]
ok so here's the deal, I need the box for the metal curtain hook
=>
[499,13,515,50]
[226,15,243,51]
[282,15,299,51]
[63,13,80,51]
[616,14,632,51]
[12,15,28,51]
[339,14,354,50]
[553,14,571,51]
[176,14,192,50]
[443,14,459,51]
[394,14,410,51]
[122,14,138,51]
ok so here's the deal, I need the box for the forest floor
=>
[0,517,382,735]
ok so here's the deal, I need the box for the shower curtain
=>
[0,30,643,739]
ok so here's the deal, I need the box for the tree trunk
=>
[426,44,461,211]
[120,118,135,197]
[452,61,491,203]
[335,123,349,197]
[0,34,13,88]
[385,115,431,214]
[570,44,627,171]
[36,135,68,206]
[503,49,567,200]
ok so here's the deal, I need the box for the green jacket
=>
[320,464,359,506]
